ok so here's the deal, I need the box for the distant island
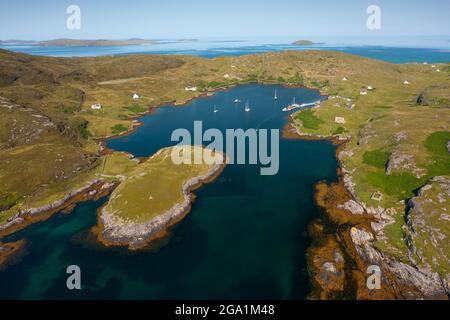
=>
[0,38,157,47]
[37,38,156,47]
[292,40,316,46]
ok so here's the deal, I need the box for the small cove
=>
[0,84,338,299]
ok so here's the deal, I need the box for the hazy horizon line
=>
[1,35,449,42]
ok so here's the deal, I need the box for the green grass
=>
[104,146,222,223]
[425,131,450,158]
[207,81,227,88]
[363,150,390,169]
[295,109,324,130]
[0,192,21,211]
[77,122,92,139]
[126,104,148,114]
[374,210,410,261]
[366,171,426,200]
[332,126,347,135]
[383,213,408,254]
[111,124,128,134]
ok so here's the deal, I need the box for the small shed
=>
[335,116,346,124]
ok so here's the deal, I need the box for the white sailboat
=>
[274,90,278,100]
[234,98,241,103]
[244,101,251,112]
[282,97,300,112]
[213,105,219,113]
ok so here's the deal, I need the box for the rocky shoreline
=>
[0,179,117,239]
[284,116,449,300]
[0,239,27,271]
[96,157,227,250]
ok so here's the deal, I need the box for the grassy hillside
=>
[0,48,448,275]
[103,146,222,224]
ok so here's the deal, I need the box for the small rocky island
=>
[97,146,226,249]
[292,40,316,46]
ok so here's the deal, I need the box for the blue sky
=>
[0,0,449,40]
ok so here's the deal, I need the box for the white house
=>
[223,74,230,79]
[133,93,140,100]
[360,90,368,96]
[367,86,374,91]
[91,103,102,110]
[342,77,348,81]
[185,86,197,92]
[335,116,346,124]
[404,80,410,85]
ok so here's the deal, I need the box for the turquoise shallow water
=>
[0,84,338,299]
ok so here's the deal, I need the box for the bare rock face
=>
[394,131,408,142]
[406,176,450,296]
[386,261,448,299]
[386,150,427,178]
[350,227,383,263]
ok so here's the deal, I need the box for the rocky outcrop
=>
[338,200,365,215]
[349,226,448,299]
[406,176,450,296]
[99,162,225,249]
[312,152,449,299]
[386,150,427,178]
[0,240,27,271]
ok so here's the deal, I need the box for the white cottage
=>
[133,93,140,100]
[185,86,197,92]
[91,103,102,110]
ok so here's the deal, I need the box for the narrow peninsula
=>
[97,146,226,249]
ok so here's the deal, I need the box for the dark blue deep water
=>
[0,84,338,299]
